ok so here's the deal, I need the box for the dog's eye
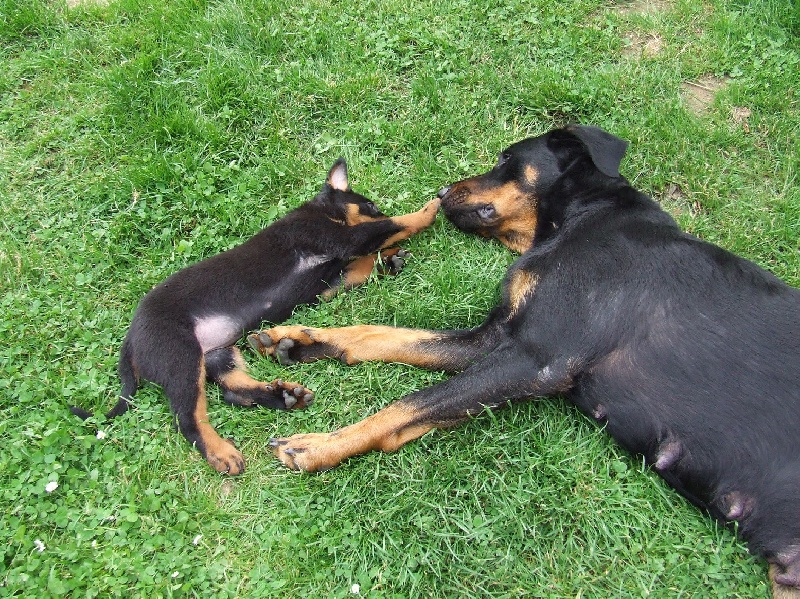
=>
[497,153,511,166]
[477,204,496,220]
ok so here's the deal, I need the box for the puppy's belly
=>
[194,315,244,352]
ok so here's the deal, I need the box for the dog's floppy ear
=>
[326,158,351,191]
[567,125,629,178]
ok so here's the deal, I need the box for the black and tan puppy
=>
[71,159,440,475]
[250,127,800,595]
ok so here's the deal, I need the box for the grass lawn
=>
[1,0,798,596]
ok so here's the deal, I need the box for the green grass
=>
[1,0,798,596]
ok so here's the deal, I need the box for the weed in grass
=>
[1,0,797,596]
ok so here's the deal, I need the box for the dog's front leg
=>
[249,315,507,373]
[267,344,572,472]
[319,248,410,300]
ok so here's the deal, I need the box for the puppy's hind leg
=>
[205,346,314,410]
[165,357,246,475]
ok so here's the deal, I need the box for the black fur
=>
[436,126,800,587]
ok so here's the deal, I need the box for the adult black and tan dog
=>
[249,126,800,595]
[71,159,440,475]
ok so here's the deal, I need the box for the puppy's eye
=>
[362,201,382,216]
[477,204,496,220]
[497,153,511,166]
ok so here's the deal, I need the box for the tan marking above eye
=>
[345,203,386,226]
[524,165,539,185]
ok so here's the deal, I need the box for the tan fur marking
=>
[508,270,539,317]
[257,324,443,367]
[218,368,262,391]
[194,364,244,474]
[326,254,377,299]
[524,164,539,185]
[345,203,386,226]
[321,248,405,299]
[449,180,537,252]
[770,564,800,599]
[271,402,433,471]
[492,182,538,252]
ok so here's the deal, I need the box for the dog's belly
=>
[194,315,244,353]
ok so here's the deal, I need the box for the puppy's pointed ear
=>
[567,125,629,178]
[326,158,350,191]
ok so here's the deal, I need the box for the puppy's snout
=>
[437,185,451,199]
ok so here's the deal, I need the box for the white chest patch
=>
[194,315,241,353]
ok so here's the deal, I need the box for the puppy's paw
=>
[263,379,314,410]
[205,438,246,476]
[376,248,410,276]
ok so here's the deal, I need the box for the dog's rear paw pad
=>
[266,379,314,410]
[389,255,405,273]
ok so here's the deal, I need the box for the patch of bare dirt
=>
[730,106,753,132]
[680,75,730,116]
[621,31,664,58]
[658,183,703,219]
[66,0,108,8]
[616,0,671,16]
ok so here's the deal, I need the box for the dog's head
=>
[314,158,389,225]
[438,125,629,252]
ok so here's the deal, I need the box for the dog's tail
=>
[70,338,137,421]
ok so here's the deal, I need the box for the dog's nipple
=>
[654,437,682,471]
[591,404,607,420]
[721,491,755,521]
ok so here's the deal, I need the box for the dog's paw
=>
[421,197,441,218]
[377,248,409,276]
[205,439,246,476]
[268,433,341,472]
[247,326,334,365]
[263,379,314,410]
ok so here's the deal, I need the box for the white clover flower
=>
[34,539,45,552]
[350,583,360,595]
[192,534,202,546]
[96,430,107,440]
[45,481,58,493]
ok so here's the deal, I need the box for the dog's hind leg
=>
[204,346,314,410]
[165,358,246,475]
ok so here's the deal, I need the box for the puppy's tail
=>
[70,339,137,421]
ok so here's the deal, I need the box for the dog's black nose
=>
[437,186,451,199]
